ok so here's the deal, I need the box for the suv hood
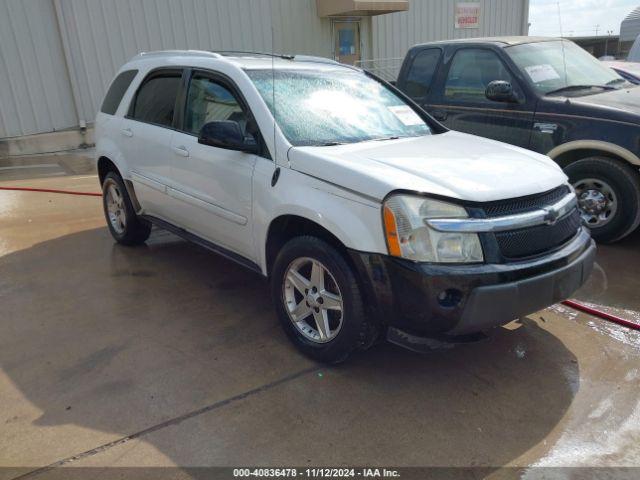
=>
[564,85,640,120]
[288,131,567,203]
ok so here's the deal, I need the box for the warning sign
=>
[455,2,481,29]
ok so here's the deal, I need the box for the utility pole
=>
[604,30,612,56]
[595,24,600,36]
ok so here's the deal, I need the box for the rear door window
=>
[444,48,518,102]
[130,71,182,127]
[404,49,442,98]
[101,70,138,115]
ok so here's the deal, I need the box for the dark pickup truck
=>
[396,36,640,243]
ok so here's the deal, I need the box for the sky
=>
[528,0,638,37]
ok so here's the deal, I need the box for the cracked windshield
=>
[246,69,431,146]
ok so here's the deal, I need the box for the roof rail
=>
[135,50,224,60]
[293,55,340,65]
[216,51,294,60]
[132,50,349,68]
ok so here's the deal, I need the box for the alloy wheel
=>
[282,257,344,343]
[105,179,127,234]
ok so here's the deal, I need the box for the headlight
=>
[383,195,484,263]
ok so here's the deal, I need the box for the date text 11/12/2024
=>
[233,468,400,478]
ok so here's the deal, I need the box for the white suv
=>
[95,51,595,363]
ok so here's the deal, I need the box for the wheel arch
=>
[97,156,120,184]
[264,214,352,278]
[263,213,383,342]
[97,155,142,213]
[548,141,640,169]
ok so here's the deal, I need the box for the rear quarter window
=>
[100,70,138,115]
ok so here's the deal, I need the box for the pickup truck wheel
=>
[271,236,369,364]
[565,157,640,243]
[102,172,151,246]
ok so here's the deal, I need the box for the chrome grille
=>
[495,209,582,259]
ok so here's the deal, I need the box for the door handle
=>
[120,128,133,137]
[431,110,447,121]
[172,145,190,157]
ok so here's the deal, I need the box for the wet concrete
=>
[574,228,640,324]
[0,149,96,182]
[0,160,639,477]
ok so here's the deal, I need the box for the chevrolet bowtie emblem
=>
[543,206,561,225]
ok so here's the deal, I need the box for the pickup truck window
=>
[184,75,248,135]
[444,49,516,102]
[404,49,442,98]
[245,69,431,147]
[506,40,624,95]
[131,72,181,127]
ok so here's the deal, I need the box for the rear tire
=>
[565,157,640,243]
[270,236,371,364]
[102,172,151,246]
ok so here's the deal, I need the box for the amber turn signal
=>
[383,205,402,257]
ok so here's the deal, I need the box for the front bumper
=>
[349,227,595,337]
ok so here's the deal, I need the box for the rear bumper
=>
[349,227,595,337]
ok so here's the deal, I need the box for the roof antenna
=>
[557,1,568,88]
[271,25,278,166]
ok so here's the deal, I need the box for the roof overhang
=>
[316,0,409,17]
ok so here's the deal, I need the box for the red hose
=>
[3,184,640,331]
[562,299,640,331]
[0,186,101,197]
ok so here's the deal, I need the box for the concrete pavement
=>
[0,158,639,478]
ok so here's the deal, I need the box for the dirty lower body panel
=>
[350,228,595,337]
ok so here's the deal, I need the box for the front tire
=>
[565,157,640,243]
[270,236,371,364]
[102,172,151,246]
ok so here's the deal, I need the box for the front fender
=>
[252,166,386,275]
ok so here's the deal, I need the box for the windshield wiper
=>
[606,78,627,86]
[372,136,402,142]
[545,84,616,96]
[317,136,406,147]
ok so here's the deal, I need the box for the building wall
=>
[0,0,528,140]
[372,0,529,61]
[0,0,77,138]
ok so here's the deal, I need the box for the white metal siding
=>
[372,0,529,61]
[0,0,77,138]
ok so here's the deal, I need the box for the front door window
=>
[184,75,247,136]
[334,22,360,66]
[444,48,520,102]
[436,48,533,148]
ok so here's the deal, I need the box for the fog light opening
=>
[437,289,462,308]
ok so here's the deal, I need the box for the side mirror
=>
[198,121,258,154]
[485,80,517,103]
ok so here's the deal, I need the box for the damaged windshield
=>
[246,68,432,147]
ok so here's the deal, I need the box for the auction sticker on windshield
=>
[387,105,423,126]
[525,64,561,83]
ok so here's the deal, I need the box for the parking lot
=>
[0,153,638,478]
